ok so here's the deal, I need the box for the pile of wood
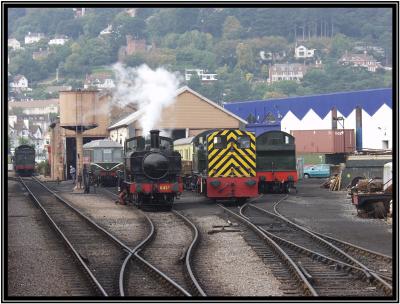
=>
[355,178,383,193]
[321,172,342,191]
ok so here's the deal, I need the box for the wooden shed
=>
[108,86,247,144]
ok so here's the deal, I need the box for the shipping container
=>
[291,129,355,154]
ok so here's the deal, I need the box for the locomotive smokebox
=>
[150,130,160,149]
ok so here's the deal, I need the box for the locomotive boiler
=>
[122,130,183,210]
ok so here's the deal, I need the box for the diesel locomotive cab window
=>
[237,135,250,148]
[103,149,112,162]
[213,136,225,149]
[113,149,122,162]
[94,149,103,162]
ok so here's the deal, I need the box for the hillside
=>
[7,7,393,102]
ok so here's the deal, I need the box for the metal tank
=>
[59,90,98,130]
[59,90,99,190]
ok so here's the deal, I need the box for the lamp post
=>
[333,116,345,153]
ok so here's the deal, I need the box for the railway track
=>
[20,178,203,297]
[97,185,206,296]
[220,203,392,297]
[272,196,393,284]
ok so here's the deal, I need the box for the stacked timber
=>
[321,172,342,191]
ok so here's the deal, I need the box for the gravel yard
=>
[265,179,393,256]
[7,180,93,297]
[186,213,283,296]
[59,191,147,248]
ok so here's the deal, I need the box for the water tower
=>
[59,90,98,189]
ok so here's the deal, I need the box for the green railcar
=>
[83,139,123,186]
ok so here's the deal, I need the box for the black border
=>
[2,1,398,303]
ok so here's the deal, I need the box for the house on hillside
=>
[25,32,45,44]
[10,75,29,91]
[84,73,115,90]
[32,48,50,60]
[338,51,381,72]
[8,38,22,50]
[294,45,316,59]
[73,8,86,18]
[8,98,59,115]
[49,35,69,45]
[268,63,308,83]
[100,24,113,35]
[185,69,218,82]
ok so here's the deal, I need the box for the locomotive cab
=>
[123,130,183,210]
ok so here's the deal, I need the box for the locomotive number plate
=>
[160,185,170,191]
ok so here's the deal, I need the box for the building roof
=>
[8,99,59,109]
[83,139,123,149]
[339,52,377,62]
[108,108,146,130]
[108,86,247,130]
[13,75,26,82]
[174,136,195,145]
[224,88,392,121]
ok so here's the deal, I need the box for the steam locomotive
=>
[122,130,183,210]
[14,145,36,176]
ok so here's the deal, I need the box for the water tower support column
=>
[75,130,84,190]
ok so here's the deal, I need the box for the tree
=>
[187,74,202,92]
[330,33,353,58]
[222,16,243,40]
[236,43,255,73]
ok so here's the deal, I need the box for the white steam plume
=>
[112,63,182,135]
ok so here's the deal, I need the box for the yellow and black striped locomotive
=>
[191,128,258,202]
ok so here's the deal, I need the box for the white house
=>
[185,69,218,82]
[49,35,69,45]
[24,32,45,44]
[294,45,316,59]
[100,24,113,35]
[338,51,381,72]
[268,63,308,83]
[84,73,115,90]
[10,75,28,90]
[8,38,22,50]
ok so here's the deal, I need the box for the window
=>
[237,135,250,149]
[285,136,289,144]
[94,149,102,162]
[113,149,122,162]
[213,136,225,149]
[103,149,112,162]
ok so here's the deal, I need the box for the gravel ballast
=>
[188,214,283,296]
[7,180,93,296]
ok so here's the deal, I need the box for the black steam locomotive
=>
[122,130,183,210]
[14,145,35,176]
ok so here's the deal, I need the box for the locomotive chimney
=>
[150,129,160,149]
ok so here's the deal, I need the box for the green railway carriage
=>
[83,139,123,186]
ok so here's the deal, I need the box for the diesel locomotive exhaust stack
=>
[150,130,160,149]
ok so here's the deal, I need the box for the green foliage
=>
[222,16,244,40]
[37,160,50,176]
[18,137,33,146]
[7,7,392,102]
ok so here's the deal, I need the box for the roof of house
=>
[13,75,26,82]
[174,136,195,145]
[339,52,377,62]
[224,88,392,121]
[83,139,122,149]
[108,86,247,130]
[8,99,59,109]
